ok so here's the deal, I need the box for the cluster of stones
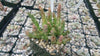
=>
[90,0,100,21]
[5,0,20,4]
[0,2,12,22]
[21,0,34,6]
[0,0,100,56]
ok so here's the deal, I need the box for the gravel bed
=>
[0,0,100,56]
[21,0,34,6]
[0,6,12,22]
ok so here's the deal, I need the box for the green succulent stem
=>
[27,4,71,45]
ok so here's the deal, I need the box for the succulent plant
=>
[27,4,71,45]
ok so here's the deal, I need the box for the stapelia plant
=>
[26,4,71,45]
